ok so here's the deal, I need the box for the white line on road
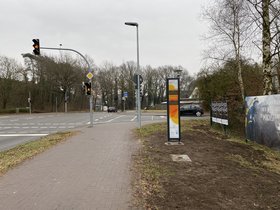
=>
[131,116,137,122]
[0,116,9,119]
[106,115,125,123]
[0,134,48,137]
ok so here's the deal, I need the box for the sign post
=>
[211,101,228,135]
[123,92,128,112]
[166,78,181,142]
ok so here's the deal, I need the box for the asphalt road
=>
[0,111,166,151]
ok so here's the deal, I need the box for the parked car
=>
[180,104,204,117]
[108,106,117,113]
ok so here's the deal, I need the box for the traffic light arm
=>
[40,47,92,72]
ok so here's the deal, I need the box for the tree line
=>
[0,54,193,113]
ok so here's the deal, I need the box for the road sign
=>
[86,72,93,80]
[124,92,128,97]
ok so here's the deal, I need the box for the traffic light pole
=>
[40,46,94,127]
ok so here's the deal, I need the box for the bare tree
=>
[203,0,253,101]
[118,62,137,110]
[96,62,120,108]
[0,56,21,109]
[247,0,280,94]
[142,66,159,107]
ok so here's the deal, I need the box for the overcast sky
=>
[1,0,208,75]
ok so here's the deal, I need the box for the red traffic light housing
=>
[32,39,40,55]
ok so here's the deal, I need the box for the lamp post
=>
[174,69,183,78]
[174,69,183,100]
[125,22,141,128]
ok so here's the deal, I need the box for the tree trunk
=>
[262,0,272,95]
[235,6,245,102]
[237,57,245,101]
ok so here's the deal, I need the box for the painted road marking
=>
[0,116,9,119]
[106,115,125,123]
[131,116,137,121]
[0,134,48,137]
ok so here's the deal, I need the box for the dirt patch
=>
[132,120,280,209]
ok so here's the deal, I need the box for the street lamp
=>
[125,22,141,128]
[174,69,183,78]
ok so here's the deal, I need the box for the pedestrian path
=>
[0,122,138,210]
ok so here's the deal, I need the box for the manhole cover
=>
[165,142,184,146]
[170,154,192,162]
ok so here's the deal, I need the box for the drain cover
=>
[170,154,192,162]
[165,142,184,145]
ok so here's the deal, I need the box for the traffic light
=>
[82,82,86,94]
[139,75,143,84]
[85,82,91,95]
[32,39,40,55]
[133,74,143,89]
[140,83,143,97]
[133,74,138,89]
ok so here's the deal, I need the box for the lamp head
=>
[125,22,138,27]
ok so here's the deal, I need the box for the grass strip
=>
[136,122,167,138]
[0,131,76,175]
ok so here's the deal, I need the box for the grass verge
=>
[136,122,167,138]
[133,122,170,209]
[0,131,76,176]
[226,138,280,174]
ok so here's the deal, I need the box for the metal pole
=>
[56,97,58,113]
[64,90,67,113]
[89,78,93,125]
[136,26,141,128]
[124,22,141,128]
[29,91,31,115]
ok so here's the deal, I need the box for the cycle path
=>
[0,122,139,210]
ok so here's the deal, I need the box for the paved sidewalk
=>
[0,122,139,210]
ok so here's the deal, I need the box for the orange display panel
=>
[167,78,181,141]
